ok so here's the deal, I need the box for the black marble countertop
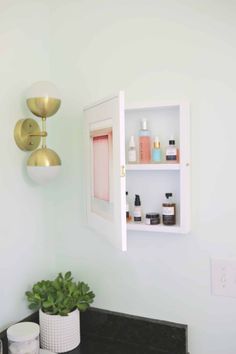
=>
[67,338,173,354]
[76,308,187,354]
[0,308,188,354]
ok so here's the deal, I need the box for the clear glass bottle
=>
[139,119,151,163]
[152,136,161,163]
[128,136,137,163]
[165,138,179,162]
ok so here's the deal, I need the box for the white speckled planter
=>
[39,309,80,353]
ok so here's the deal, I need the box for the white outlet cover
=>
[211,258,236,298]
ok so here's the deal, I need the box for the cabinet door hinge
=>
[120,165,126,177]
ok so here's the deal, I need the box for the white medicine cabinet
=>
[84,92,190,252]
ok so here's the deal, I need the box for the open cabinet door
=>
[84,92,127,251]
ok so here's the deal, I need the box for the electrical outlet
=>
[211,259,236,297]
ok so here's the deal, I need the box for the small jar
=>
[145,213,160,225]
[7,322,39,354]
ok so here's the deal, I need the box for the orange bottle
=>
[139,119,151,163]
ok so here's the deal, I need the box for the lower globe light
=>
[27,147,61,185]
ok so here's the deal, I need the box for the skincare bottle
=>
[162,193,176,225]
[128,136,137,163]
[165,138,179,162]
[139,119,151,163]
[126,191,131,222]
[152,136,161,163]
[133,194,142,222]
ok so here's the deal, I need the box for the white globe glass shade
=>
[27,166,61,185]
[26,81,61,100]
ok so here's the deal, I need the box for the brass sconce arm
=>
[29,131,47,137]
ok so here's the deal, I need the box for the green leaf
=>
[29,303,40,310]
[34,293,41,300]
[65,271,72,280]
[81,283,89,294]
[47,294,54,303]
[77,303,88,311]
[43,301,52,308]
[25,291,32,297]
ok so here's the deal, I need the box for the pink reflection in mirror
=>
[93,135,110,201]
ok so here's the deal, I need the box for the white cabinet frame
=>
[84,95,190,251]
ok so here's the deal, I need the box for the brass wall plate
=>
[14,118,41,151]
[27,97,61,118]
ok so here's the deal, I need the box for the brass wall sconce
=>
[14,81,62,184]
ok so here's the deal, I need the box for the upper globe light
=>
[26,81,61,99]
[26,81,61,118]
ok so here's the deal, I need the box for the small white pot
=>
[39,309,80,353]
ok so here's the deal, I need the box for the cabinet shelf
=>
[126,163,180,171]
[127,222,182,234]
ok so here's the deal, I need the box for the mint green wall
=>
[49,2,236,354]
[1,1,236,354]
[0,0,55,330]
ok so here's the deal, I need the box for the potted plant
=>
[26,271,95,353]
